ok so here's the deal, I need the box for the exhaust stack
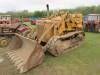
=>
[46,4,50,17]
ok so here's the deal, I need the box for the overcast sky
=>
[0,0,100,12]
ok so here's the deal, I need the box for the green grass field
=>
[23,22,37,29]
[0,32,100,75]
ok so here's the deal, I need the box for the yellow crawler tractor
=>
[5,11,85,73]
[35,12,84,56]
[0,5,85,73]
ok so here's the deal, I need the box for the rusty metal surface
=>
[45,31,85,56]
[6,34,44,73]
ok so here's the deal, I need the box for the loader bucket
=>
[7,34,44,73]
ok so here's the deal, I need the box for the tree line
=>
[0,5,100,18]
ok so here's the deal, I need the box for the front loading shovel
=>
[6,33,44,73]
[6,22,56,73]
